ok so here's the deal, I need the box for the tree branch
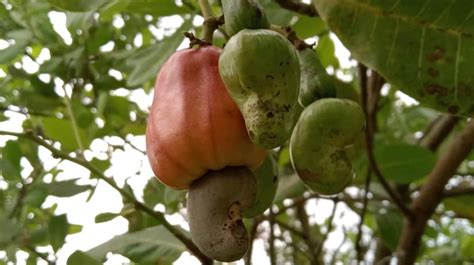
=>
[358,65,413,218]
[355,170,372,263]
[443,183,474,197]
[0,130,212,264]
[275,0,318,17]
[396,119,474,265]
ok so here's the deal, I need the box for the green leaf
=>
[40,117,90,151]
[374,144,437,184]
[2,140,22,180]
[261,0,296,26]
[443,194,474,220]
[125,19,191,87]
[0,42,27,64]
[46,179,92,197]
[49,214,69,251]
[23,186,48,208]
[47,0,108,12]
[461,236,474,259]
[95,212,119,223]
[0,216,20,246]
[274,174,307,202]
[67,251,101,265]
[314,0,474,115]
[375,209,403,251]
[126,0,187,16]
[292,16,327,39]
[315,34,339,68]
[87,226,186,263]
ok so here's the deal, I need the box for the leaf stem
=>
[62,85,85,157]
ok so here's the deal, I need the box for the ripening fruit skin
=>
[221,0,270,37]
[146,46,267,189]
[290,98,365,195]
[219,29,300,149]
[187,167,257,262]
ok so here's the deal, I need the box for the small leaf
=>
[125,20,191,87]
[2,140,22,180]
[46,179,92,197]
[292,16,327,39]
[375,209,403,251]
[40,117,90,151]
[375,144,437,184]
[67,251,101,265]
[443,194,474,220]
[95,212,119,223]
[87,225,186,263]
[316,34,339,68]
[461,236,474,259]
[49,214,69,251]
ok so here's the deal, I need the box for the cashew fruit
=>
[242,155,278,218]
[298,47,336,107]
[187,167,256,262]
[146,46,267,189]
[221,0,270,37]
[219,29,300,149]
[290,98,365,195]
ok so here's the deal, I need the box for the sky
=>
[0,7,419,265]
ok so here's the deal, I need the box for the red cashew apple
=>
[146,46,267,189]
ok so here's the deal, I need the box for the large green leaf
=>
[40,117,91,151]
[87,226,185,264]
[45,179,93,197]
[443,193,474,220]
[125,19,192,87]
[374,144,437,184]
[314,0,474,116]
[67,251,101,265]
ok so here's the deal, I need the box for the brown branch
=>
[443,184,474,197]
[396,120,474,265]
[355,170,372,263]
[295,202,319,265]
[269,208,277,265]
[419,114,459,151]
[358,64,413,218]
[245,218,263,265]
[275,0,318,17]
[0,130,213,264]
[314,200,338,257]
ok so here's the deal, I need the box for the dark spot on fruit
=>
[427,67,439,77]
[279,61,284,66]
[267,112,274,118]
[266,75,274,80]
[283,105,291,112]
[296,168,320,182]
[448,105,459,114]
[427,46,445,62]
[274,90,280,97]
[273,176,277,183]
[425,84,448,96]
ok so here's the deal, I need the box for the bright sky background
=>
[0,7,419,265]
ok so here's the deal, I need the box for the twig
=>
[355,170,372,263]
[0,130,213,264]
[269,208,277,265]
[274,219,307,241]
[26,245,55,265]
[245,218,263,265]
[275,0,318,17]
[62,85,85,158]
[329,226,347,265]
[358,64,413,218]
[396,120,474,264]
[443,184,474,197]
[295,202,318,264]
[314,200,338,257]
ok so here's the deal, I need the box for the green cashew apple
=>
[221,0,270,37]
[242,155,278,218]
[187,167,256,262]
[290,98,365,195]
[298,47,336,107]
[219,29,300,149]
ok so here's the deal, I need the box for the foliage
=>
[0,0,473,264]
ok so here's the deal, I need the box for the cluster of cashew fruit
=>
[145,0,365,262]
